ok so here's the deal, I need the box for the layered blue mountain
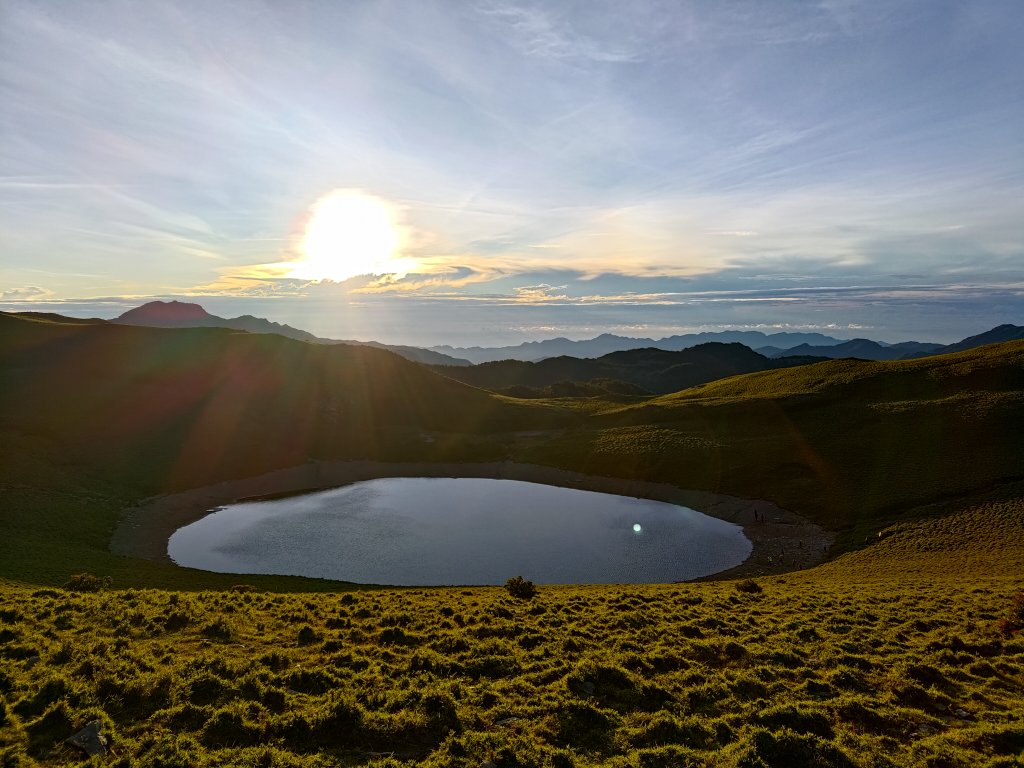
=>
[429,331,847,364]
[760,338,943,361]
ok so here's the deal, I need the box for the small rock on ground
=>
[66,720,107,757]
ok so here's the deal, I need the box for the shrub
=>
[200,618,235,642]
[184,672,231,706]
[13,673,72,718]
[379,626,419,646]
[735,579,763,594]
[618,710,716,749]
[276,716,316,749]
[63,573,110,592]
[286,669,337,695]
[419,691,461,735]
[995,593,1024,636]
[505,576,537,600]
[25,701,74,757]
[201,706,263,747]
[556,702,617,751]
[723,727,855,768]
[164,611,191,632]
[315,692,364,745]
[753,705,833,737]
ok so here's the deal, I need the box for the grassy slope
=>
[0,313,567,588]
[515,342,1024,544]
[428,344,775,396]
[1,315,1023,766]
[0,498,1021,767]
[2,314,1022,585]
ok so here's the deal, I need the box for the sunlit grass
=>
[2,314,1023,765]
[0,498,1021,766]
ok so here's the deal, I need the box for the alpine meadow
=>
[2,2,1023,767]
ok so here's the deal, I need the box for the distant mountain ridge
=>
[113,301,471,366]
[430,342,818,396]
[112,302,1020,368]
[760,325,1024,361]
[115,301,322,343]
[938,324,1024,354]
[430,330,849,364]
[760,338,944,361]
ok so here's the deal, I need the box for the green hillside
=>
[2,314,1022,586]
[1,313,1023,766]
[0,311,564,487]
[429,343,779,396]
[0,497,1020,768]
[511,341,1024,542]
[0,312,566,588]
[648,340,1024,404]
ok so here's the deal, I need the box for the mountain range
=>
[111,301,1021,371]
[757,326,1024,361]
[429,330,851,363]
[432,326,1023,364]
[756,338,944,360]
[430,343,819,397]
[113,301,470,366]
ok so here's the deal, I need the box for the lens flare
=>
[289,189,412,282]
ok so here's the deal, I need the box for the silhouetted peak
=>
[941,324,1024,353]
[117,300,213,323]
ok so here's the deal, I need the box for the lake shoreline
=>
[110,460,834,582]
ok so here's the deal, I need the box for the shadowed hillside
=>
[2,314,1022,588]
[0,312,564,493]
[516,342,1024,538]
[1,315,1023,766]
[112,301,471,366]
[650,341,1024,404]
[937,323,1024,354]
[763,338,942,360]
[430,343,812,396]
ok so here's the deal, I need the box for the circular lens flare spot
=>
[632,523,643,534]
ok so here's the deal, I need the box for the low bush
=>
[505,576,538,600]
[735,579,763,594]
[995,593,1024,636]
[63,573,109,592]
[199,618,235,642]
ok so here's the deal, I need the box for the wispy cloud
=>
[2,0,1022,343]
[478,2,643,63]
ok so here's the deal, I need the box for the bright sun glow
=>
[289,189,411,283]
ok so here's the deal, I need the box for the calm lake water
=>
[168,478,751,585]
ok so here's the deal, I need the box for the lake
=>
[168,477,751,585]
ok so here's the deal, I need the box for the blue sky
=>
[2,0,1022,345]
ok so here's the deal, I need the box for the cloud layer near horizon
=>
[2,1,1022,342]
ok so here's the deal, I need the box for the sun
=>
[289,190,410,283]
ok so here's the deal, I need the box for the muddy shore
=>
[110,460,834,582]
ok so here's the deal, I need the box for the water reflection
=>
[169,478,751,585]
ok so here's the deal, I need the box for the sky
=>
[1,0,1022,346]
